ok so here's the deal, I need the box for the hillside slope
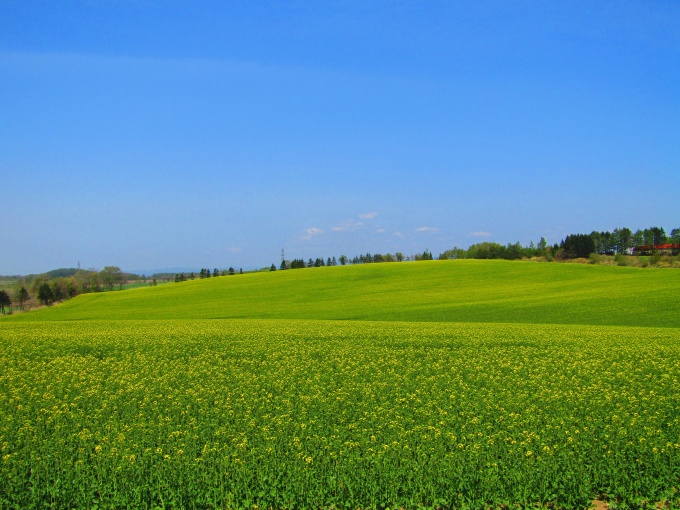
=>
[4,260,680,327]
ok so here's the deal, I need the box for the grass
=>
[4,260,680,327]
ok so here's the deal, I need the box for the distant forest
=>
[1,225,678,315]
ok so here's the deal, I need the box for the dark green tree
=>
[229,267,235,275]
[613,227,633,254]
[632,229,645,249]
[270,263,276,271]
[37,282,54,306]
[0,290,11,314]
[66,280,78,298]
[51,280,65,302]
[14,286,29,310]
[671,228,680,243]
[650,227,667,245]
[561,234,595,259]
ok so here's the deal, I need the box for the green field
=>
[1,261,680,509]
[7,260,680,327]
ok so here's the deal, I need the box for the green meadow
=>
[7,260,680,327]
[2,260,680,509]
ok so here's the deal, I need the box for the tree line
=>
[273,250,434,270]
[0,266,153,314]
[271,226,678,272]
[439,226,679,262]
[174,267,243,282]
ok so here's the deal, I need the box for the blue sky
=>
[1,1,679,274]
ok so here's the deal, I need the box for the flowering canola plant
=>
[1,319,679,509]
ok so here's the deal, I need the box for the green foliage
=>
[1,320,679,508]
[100,266,123,291]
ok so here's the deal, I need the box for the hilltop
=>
[5,259,680,328]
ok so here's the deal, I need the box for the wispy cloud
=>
[376,228,386,234]
[332,220,364,232]
[416,226,438,233]
[392,231,405,238]
[299,227,324,240]
[359,211,378,220]
[470,231,492,237]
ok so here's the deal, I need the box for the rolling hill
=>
[5,259,680,327]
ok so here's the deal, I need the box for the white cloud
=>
[416,226,438,233]
[298,227,324,240]
[376,228,386,234]
[392,231,405,238]
[359,211,378,220]
[470,231,492,237]
[332,220,364,232]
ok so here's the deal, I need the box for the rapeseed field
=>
[1,261,680,508]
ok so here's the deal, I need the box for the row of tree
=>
[589,227,678,255]
[275,250,437,270]
[175,267,243,282]
[0,266,146,313]
[437,227,679,262]
[271,226,678,271]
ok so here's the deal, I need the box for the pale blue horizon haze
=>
[1,1,679,275]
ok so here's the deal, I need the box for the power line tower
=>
[281,248,285,264]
